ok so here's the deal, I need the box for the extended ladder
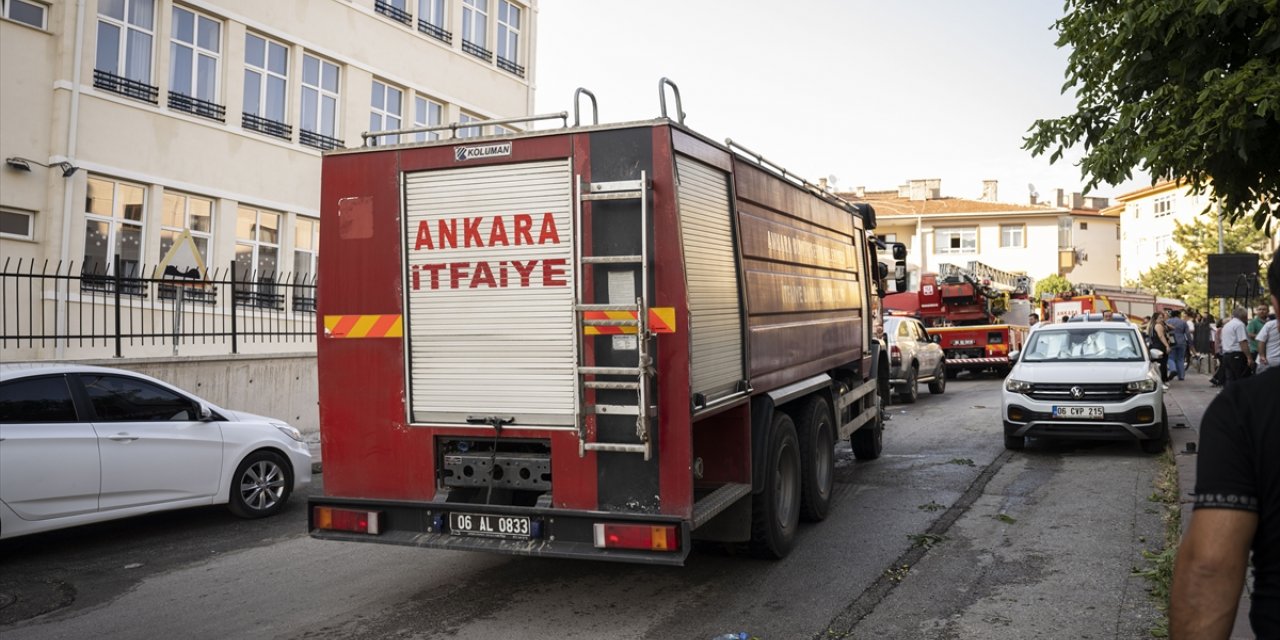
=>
[574,172,655,460]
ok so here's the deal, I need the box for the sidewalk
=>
[1162,368,1254,640]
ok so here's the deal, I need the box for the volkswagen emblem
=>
[1070,386,1085,399]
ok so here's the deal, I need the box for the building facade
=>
[843,180,1120,291]
[1111,180,1215,284]
[1,0,537,360]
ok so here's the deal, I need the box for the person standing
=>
[1220,306,1253,386]
[1247,304,1268,370]
[1149,311,1172,386]
[1195,313,1214,374]
[1170,252,1280,639]
[1257,311,1278,374]
[1167,309,1190,382]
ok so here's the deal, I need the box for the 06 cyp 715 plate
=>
[448,513,531,540]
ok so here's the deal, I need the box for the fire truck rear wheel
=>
[899,365,919,404]
[796,397,834,522]
[750,412,801,559]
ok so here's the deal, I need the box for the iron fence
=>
[1,256,317,358]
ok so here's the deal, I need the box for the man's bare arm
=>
[1171,508,1258,639]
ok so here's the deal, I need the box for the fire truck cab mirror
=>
[891,242,908,261]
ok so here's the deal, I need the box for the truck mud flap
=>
[308,496,691,566]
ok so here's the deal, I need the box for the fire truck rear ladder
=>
[574,172,655,460]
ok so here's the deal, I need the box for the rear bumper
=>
[308,496,691,566]
[946,357,1010,367]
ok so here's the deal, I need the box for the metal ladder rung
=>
[584,380,639,391]
[581,255,643,264]
[587,404,655,416]
[589,179,645,192]
[581,190,644,201]
[577,303,641,312]
[583,442,648,454]
[579,366,645,376]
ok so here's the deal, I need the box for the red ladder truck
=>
[308,81,890,565]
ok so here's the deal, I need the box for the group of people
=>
[1136,302,1277,390]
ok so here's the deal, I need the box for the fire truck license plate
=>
[952,339,976,346]
[1052,406,1104,419]
[448,513,531,540]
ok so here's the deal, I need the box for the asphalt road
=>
[0,376,1163,639]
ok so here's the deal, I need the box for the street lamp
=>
[4,156,79,177]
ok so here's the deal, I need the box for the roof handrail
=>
[360,111,569,147]
[573,88,598,126]
[724,138,858,214]
[658,77,685,125]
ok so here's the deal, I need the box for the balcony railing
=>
[243,113,293,141]
[94,69,158,104]
[418,19,452,43]
[462,40,493,62]
[497,56,525,78]
[168,92,226,122]
[375,0,412,24]
[300,129,345,151]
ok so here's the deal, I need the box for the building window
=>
[243,33,291,139]
[413,95,443,142]
[235,206,279,285]
[83,176,146,278]
[374,0,411,25]
[293,217,319,279]
[4,0,47,29]
[496,1,523,76]
[95,0,158,102]
[875,233,897,244]
[1058,217,1073,249]
[999,224,1024,248]
[935,227,976,254]
[417,0,450,42]
[369,80,403,146]
[461,0,492,60]
[492,125,510,135]
[1153,195,1174,217]
[0,209,34,240]
[457,112,482,138]
[168,6,223,121]
[300,54,342,150]
[1116,255,1121,271]
[1116,225,1121,240]
[1079,221,1088,230]
[159,192,213,266]
[1154,234,1172,256]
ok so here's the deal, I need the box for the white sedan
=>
[1001,320,1168,453]
[0,364,311,539]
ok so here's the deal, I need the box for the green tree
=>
[1035,274,1074,298]
[1025,0,1280,230]
[1130,215,1273,311]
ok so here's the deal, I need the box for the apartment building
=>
[1,0,537,359]
[1111,180,1216,284]
[843,180,1120,290]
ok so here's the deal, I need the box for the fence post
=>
[113,254,122,358]
[230,260,238,354]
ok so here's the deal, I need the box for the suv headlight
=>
[271,422,305,442]
[1005,378,1033,393]
[1126,379,1158,393]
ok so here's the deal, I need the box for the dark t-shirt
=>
[1194,366,1280,636]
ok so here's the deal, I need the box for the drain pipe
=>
[56,0,87,360]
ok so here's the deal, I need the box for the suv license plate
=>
[1052,406,1104,419]
[448,513,531,540]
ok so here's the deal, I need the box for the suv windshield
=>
[1023,327,1145,362]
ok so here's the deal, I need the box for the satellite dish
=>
[1027,183,1039,200]
[828,174,839,186]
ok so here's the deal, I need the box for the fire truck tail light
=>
[593,523,679,552]
[314,506,381,535]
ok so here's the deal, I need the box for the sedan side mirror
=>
[1148,348,1165,361]
[198,404,213,422]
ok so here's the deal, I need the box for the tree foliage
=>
[1129,215,1273,311]
[1034,274,1074,298]
[1025,0,1280,230]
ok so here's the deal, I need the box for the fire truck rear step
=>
[581,255,643,264]
[692,483,752,529]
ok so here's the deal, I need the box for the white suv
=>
[1001,320,1168,453]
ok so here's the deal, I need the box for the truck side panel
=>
[732,161,869,393]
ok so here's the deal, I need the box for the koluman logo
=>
[455,142,512,162]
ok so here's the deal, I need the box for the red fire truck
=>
[1040,284,1183,323]
[308,82,889,565]
[882,262,1031,376]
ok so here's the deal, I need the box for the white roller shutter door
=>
[676,155,744,403]
[403,160,575,427]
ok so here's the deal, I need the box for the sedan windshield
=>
[1022,328,1145,362]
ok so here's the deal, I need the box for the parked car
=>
[883,315,947,403]
[1001,321,1168,453]
[0,364,312,539]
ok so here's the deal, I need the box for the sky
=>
[531,0,1149,204]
